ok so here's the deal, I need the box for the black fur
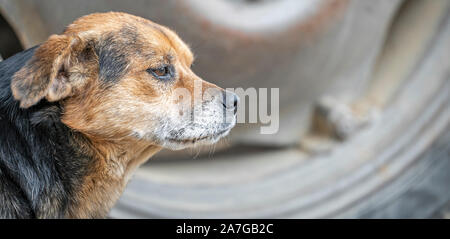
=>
[96,25,145,84]
[96,34,129,84]
[0,48,93,218]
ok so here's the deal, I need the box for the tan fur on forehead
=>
[64,12,189,56]
[65,12,194,64]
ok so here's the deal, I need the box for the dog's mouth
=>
[166,127,231,145]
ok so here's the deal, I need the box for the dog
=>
[0,12,238,218]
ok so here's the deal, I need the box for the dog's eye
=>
[147,66,172,81]
[153,67,168,76]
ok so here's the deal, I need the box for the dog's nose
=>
[222,91,239,114]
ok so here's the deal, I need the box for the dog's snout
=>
[222,91,239,114]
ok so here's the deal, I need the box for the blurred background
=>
[0,0,449,218]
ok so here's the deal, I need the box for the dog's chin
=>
[162,128,232,150]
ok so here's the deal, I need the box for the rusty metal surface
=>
[110,0,450,218]
[111,14,450,216]
[0,0,449,218]
[345,128,450,219]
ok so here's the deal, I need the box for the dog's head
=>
[11,12,238,150]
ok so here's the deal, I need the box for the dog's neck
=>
[27,104,161,218]
[65,134,161,218]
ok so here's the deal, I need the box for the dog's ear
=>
[11,34,89,108]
